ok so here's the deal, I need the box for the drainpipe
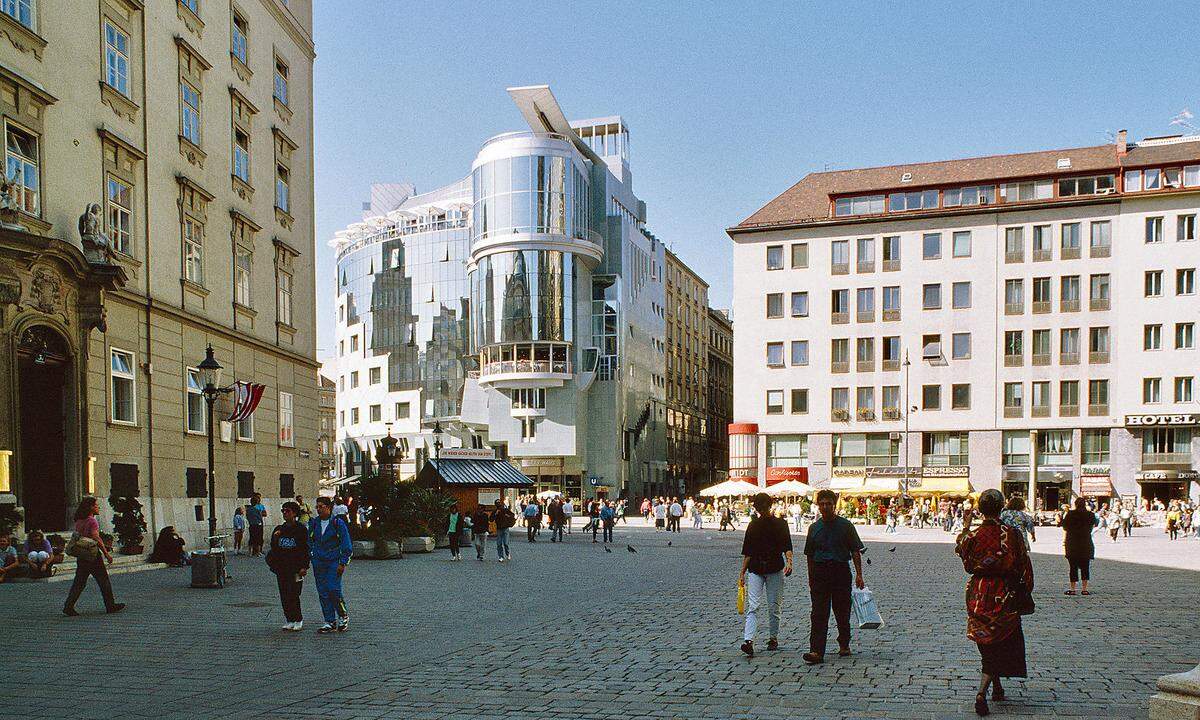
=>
[139,12,156,537]
[1027,429,1038,512]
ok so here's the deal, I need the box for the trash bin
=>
[190,549,226,588]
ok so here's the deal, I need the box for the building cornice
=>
[259,0,315,60]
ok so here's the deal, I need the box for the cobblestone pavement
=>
[3,522,1197,719]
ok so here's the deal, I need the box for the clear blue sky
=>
[312,1,1198,359]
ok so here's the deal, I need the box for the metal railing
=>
[1088,403,1109,417]
[1060,404,1079,417]
[831,361,850,374]
[831,312,849,324]
[479,360,572,377]
[1004,354,1023,367]
[1089,351,1109,364]
[1062,247,1081,260]
[1032,353,1050,366]
[1090,298,1110,311]
[857,261,875,274]
[1032,301,1051,314]
[856,360,875,372]
[882,259,901,272]
[1005,302,1024,315]
[1060,352,1080,365]
[1061,300,1080,312]
[1004,406,1023,418]
[1033,249,1052,262]
[831,263,850,275]
[1005,250,1024,263]
[1143,452,1191,466]
[1031,406,1050,418]
[882,360,900,372]
[1090,245,1111,259]
[856,311,875,323]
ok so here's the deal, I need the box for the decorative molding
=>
[176,2,205,39]
[175,173,215,203]
[181,277,209,298]
[232,174,254,201]
[274,206,294,230]
[0,11,47,60]
[258,0,315,60]
[174,35,211,70]
[178,135,207,168]
[231,54,253,84]
[99,81,139,122]
[0,63,57,105]
[229,208,262,232]
[272,236,300,257]
[229,85,259,115]
[273,96,292,124]
[97,125,146,160]
[272,126,298,151]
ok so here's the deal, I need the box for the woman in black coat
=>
[1060,497,1097,596]
[267,501,310,631]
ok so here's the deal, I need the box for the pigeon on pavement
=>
[626,545,637,553]
[604,546,612,553]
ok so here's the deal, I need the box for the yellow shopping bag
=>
[737,582,746,614]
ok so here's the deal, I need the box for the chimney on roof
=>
[1116,129,1128,157]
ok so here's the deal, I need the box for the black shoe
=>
[106,603,126,614]
[740,640,754,657]
[766,638,779,651]
[974,693,990,716]
[802,652,823,664]
[62,607,79,617]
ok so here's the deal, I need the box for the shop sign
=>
[765,467,808,484]
[443,448,497,461]
[865,466,921,478]
[729,467,756,479]
[1079,476,1114,497]
[831,467,865,479]
[477,489,500,505]
[1137,470,1200,481]
[1125,414,1199,427]
[922,465,970,478]
[1081,465,1110,477]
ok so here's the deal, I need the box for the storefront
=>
[1126,413,1198,504]
[1002,468,1074,511]
[1136,470,1197,504]
[416,449,534,508]
[1079,465,1116,502]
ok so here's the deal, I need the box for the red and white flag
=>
[226,381,266,422]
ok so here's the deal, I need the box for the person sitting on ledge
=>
[24,529,61,578]
[0,533,19,582]
[148,526,191,566]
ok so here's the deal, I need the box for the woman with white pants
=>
[738,493,793,658]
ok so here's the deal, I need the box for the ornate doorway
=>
[17,325,72,532]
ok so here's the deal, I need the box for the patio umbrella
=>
[699,479,762,497]
[763,480,814,497]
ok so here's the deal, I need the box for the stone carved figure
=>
[29,266,62,315]
[79,203,115,264]
[0,176,24,229]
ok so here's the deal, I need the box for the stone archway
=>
[16,324,74,531]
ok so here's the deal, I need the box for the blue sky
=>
[312,1,1198,359]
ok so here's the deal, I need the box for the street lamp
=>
[902,351,912,502]
[431,420,444,489]
[197,345,231,543]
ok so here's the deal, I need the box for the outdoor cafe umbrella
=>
[698,479,762,497]
[763,480,814,498]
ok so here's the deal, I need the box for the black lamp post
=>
[431,420,444,489]
[197,344,231,543]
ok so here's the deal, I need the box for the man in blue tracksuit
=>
[309,496,352,634]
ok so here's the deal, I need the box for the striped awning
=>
[422,458,533,488]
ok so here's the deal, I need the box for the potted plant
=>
[109,496,146,555]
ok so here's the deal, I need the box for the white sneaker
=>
[317,623,336,634]
[281,622,293,631]
[289,621,303,632]
[498,557,505,563]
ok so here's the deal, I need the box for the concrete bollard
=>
[1150,665,1200,720]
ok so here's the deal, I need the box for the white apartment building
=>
[729,131,1200,509]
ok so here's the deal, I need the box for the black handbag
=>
[1010,579,1035,616]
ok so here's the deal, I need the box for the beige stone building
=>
[0,0,317,546]
[706,307,733,485]
[664,247,711,495]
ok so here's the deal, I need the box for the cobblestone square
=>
[2,522,1197,719]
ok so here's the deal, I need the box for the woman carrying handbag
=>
[63,497,125,617]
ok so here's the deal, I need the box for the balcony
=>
[882,407,902,420]
[1062,247,1081,260]
[1061,300,1080,312]
[1143,452,1191,466]
[1033,249,1052,262]
[831,263,849,275]
[1088,403,1109,417]
[882,359,900,372]
[1060,404,1079,417]
[1032,301,1051,314]
[856,360,875,372]
[882,309,900,322]
[857,261,875,274]
[883,259,901,272]
[1004,406,1023,418]
[831,361,849,374]
[1090,245,1111,259]
[1060,352,1080,365]
[1005,303,1024,315]
[831,312,849,324]
[831,408,851,422]
[1032,353,1050,366]
[477,341,573,389]
[1090,298,1110,311]
[1031,406,1050,418]
[857,408,876,421]
[857,310,875,323]
[1089,351,1110,364]
[1005,250,1024,263]
[1004,354,1023,367]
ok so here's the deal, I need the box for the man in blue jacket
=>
[309,496,352,634]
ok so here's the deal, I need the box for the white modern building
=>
[330,86,670,500]
[729,131,1200,508]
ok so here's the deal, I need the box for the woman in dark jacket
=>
[1060,498,1096,596]
[148,526,189,566]
[267,501,310,631]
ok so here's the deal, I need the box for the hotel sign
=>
[1125,414,1199,427]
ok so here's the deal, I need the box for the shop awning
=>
[1080,476,1115,497]
[910,475,972,496]
[839,477,901,496]
[418,458,533,488]
[828,473,864,492]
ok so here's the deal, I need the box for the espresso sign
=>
[1125,414,1199,427]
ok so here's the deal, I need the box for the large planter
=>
[372,540,401,559]
[401,536,434,554]
[119,544,144,556]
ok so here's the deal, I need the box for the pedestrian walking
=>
[999,495,1036,549]
[308,496,352,633]
[493,499,515,562]
[669,498,684,532]
[267,501,309,631]
[693,502,705,529]
[1061,498,1097,596]
[549,498,565,542]
[62,497,124,617]
[719,504,735,531]
[295,495,313,524]
[523,500,540,543]
[246,492,268,557]
[616,499,628,524]
[1120,504,1133,537]
[653,499,668,531]
[802,489,864,665]
[471,504,491,560]
[232,507,246,555]
[739,493,793,658]
[446,502,464,560]
[1166,503,1181,541]
[600,501,616,543]
[562,497,574,534]
[956,488,1033,717]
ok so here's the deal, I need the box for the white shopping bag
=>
[850,586,884,629]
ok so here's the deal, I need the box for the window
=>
[791,389,809,414]
[766,293,783,318]
[766,390,784,415]
[922,283,941,309]
[273,56,289,106]
[1089,326,1110,354]
[277,271,293,326]
[183,218,203,284]
[350,335,359,353]
[1031,328,1050,358]
[951,231,971,258]
[882,286,900,313]
[275,164,290,213]
[236,471,255,498]
[832,433,899,467]
[1177,322,1195,350]
[791,243,808,268]
[1,0,33,28]
[1005,227,1024,259]
[1089,221,1111,255]
[922,233,941,260]
[882,386,900,412]
[106,177,132,256]
[921,333,941,360]
[5,124,39,215]
[349,370,358,388]
[234,247,251,306]
[110,348,135,424]
[1058,174,1115,196]
[1143,428,1193,458]
[186,367,205,433]
[831,289,849,315]
[834,195,884,216]
[1031,381,1050,412]
[1145,168,1162,190]
[766,245,783,270]
[278,392,294,446]
[369,404,381,422]
[882,236,900,265]
[1177,268,1195,295]
[180,82,201,146]
[924,431,969,465]
[233,129,250,183]
[1002,179,1053,202]
[1038,430,1073,465]
[831,338,849,365]
[1144,377,1162,403]
[882,336,900,363]
[1187,166,1200,187]
[1088,380,1109,411]
[1004,382,1023,411]
[1089,274,1110,305]
[1145,324,1162,350]
[1061,328,1080,358]
[951,384,970,410]
[888,189,939,212]
[1032,225,1051,256]
[951,281,971,309]
[1061,223,1080,253]
[1060,380,1079,411]
[1146,270,1163,297]
[856,337,874,366]
[766,342,784,367]
[790,340,808,366]
[1004,330,1023,359]
[952,332,971,359]
[856,287,874,315]
[857,237,875,269]
[831,387,849,413]
[1082,429,1110,464]
[186,467,207,498]
[1002,431,1030,465]
[180,0,198,13]
[350,407,359,424]
[1060,276,1080,307]
[1146,217,1163,243]
[921,384,941,410]
[237,413,254,441]
[767,435,808,465]
[831,240,849,269]
[231,11,248,65]
[943,185,995,206]
[369,367,381,384]
[104,21,130,97]
[856,386,875,414]
[1176,377,1194,403]
[395,402,410,419]
[1180,215,1197,242]
[1005,279,1024,311]
[790,291,808,317]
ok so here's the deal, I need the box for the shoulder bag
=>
[65,532,100,562]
